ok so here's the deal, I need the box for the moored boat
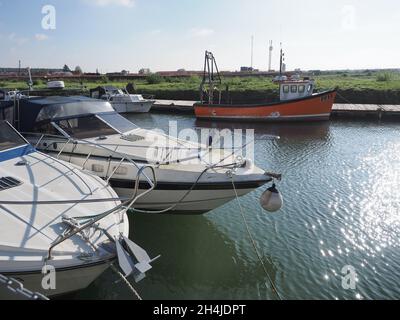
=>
[194,51,337,122]
[0,96,280,214]
[0,120,156,297]
[90,86,155,114]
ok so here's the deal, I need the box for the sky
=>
[0,0,399,73]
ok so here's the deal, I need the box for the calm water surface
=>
[73,113,400,300]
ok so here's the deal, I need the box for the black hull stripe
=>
[110,179,270,190]
[1,258,114,276]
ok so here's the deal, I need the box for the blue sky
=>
[0,0,399,72]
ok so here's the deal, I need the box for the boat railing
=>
[24,132,157,188]
[45,164,157,261]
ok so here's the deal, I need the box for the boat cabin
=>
[90,86,124,99]
[276,78,315,102]
[0,96,138,139]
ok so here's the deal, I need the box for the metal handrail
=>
[23,132,156,187]
[46,164,157,260]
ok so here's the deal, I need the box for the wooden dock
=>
[153,100,400,119]
[331,104,400,118]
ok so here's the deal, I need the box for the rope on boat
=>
[336,92,360,109]
[110,264,143,301]
[230,178,283,301]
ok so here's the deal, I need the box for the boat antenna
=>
[268,40,273,72]
[27,67,33,91]
[279,44,282,75]
[251,35,254,70]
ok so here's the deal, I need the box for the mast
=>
[251,35,254,70]
[279,43,285,75]
[200,51,222,104]
[268,40,273,72]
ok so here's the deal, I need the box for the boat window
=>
[0,105,14,123]
[298,85,305,93]
[291,85,298,93]
[97,113,138,134]
[54,115,118,139]
[283,85,289,94]
[307,84,313,92]
[0,122,27,152]
[33,122,59,136]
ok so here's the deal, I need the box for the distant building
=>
[240,66,253,72]
[121,70,130,75]
[240,67,259,72]
[139,68,151,75]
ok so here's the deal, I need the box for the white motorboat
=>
[4,96,279,214]
[90,86,155,113]
[0,89,26,101]
[0,120,156,297]
[47,80,65,90]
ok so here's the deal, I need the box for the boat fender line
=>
[131,141,258,214]
[230,177,283,300]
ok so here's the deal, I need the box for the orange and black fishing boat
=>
[194,51,336,122]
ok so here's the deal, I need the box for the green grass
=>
[2,71,400,93]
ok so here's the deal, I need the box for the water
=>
[72,114,400,300]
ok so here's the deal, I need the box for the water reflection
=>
[73,114,400,300]
[195,120,331,141]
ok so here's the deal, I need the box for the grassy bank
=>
[2,71,400,104]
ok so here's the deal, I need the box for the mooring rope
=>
[110,264,143,300]
[230,178,283,300]
[336,91,359,108]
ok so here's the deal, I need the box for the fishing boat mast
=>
[279,44,285,76]
[200,51,222,104]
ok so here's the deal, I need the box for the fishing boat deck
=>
[153,100,400,119]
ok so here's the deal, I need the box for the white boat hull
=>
[112,101,154,114]
[114,186,255,214]
[1,259,112,298]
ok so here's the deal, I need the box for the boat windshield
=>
[0,121,27,152]
[52,113,137,139]
[97,113,138,133]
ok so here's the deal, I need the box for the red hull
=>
[194,90,336,121]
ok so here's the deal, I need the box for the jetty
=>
[153,100,400,119]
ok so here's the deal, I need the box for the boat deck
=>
[153,100,400,119]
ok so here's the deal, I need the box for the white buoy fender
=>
[260,184,283,212]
